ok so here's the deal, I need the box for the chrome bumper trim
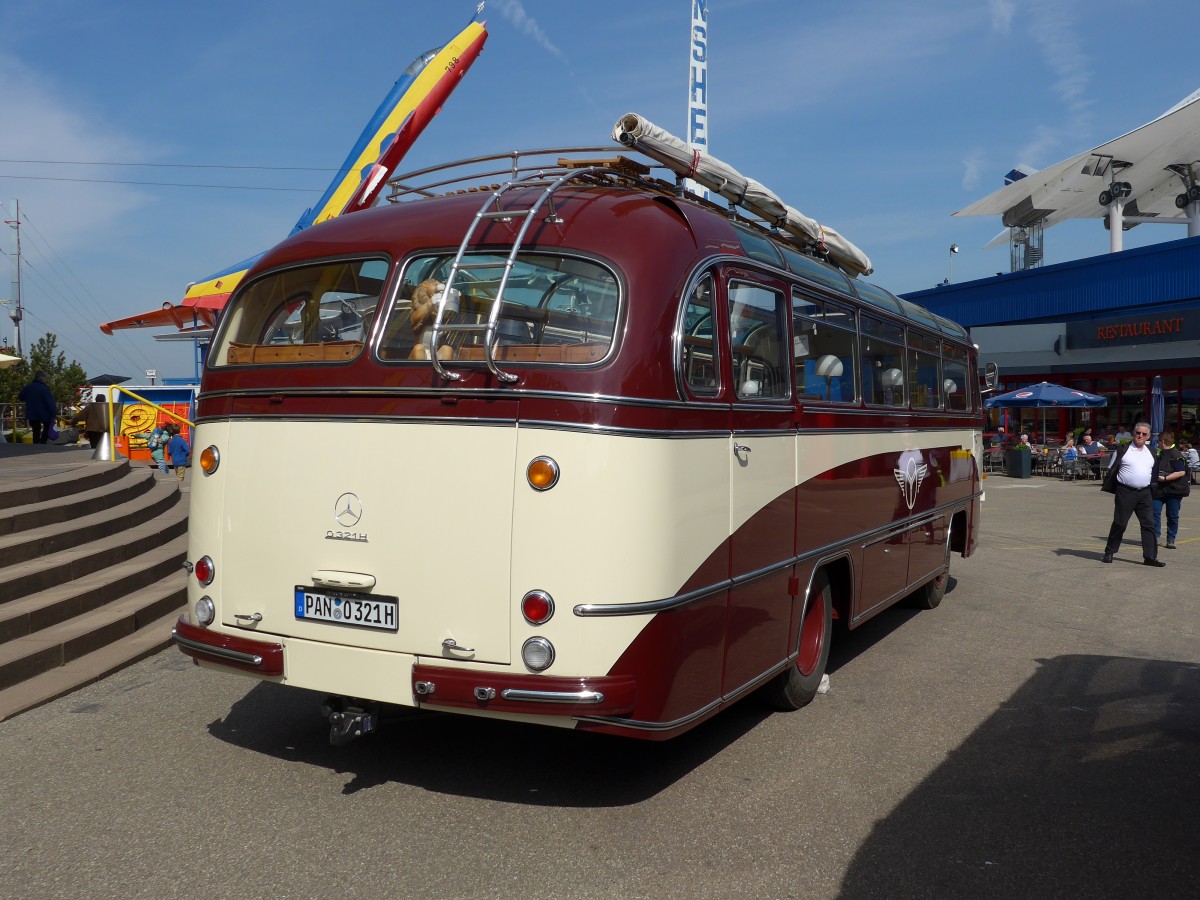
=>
[172,629,264,667]
[499,688,606,704]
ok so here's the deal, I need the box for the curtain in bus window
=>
[860,315,905,407]
[681,275,719,395]
[792,291,856,403]
[728,281,789,400]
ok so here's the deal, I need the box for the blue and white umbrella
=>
[984,381,1107,441]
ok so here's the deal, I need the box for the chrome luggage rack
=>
[384,146,675,204]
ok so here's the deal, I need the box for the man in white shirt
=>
[1102,422,1163,566]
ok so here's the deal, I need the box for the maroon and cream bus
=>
[174,141,983,743]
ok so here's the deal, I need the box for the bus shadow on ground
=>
[838,654,1200,898]
[206,681,773,805]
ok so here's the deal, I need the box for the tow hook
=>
[320,696,378,746]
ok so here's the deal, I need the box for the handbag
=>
[1100,444,1128,494]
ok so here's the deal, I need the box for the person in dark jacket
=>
[76,395,109,449]
[165,424,191,482]
[1152,431,1189,550]
[18,371,57,444]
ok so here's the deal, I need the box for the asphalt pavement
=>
[0,471,1197,899]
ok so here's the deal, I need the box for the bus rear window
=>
[378,252,619,364]
[212,258,386,367]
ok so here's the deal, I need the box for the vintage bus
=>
[173,141,984,743]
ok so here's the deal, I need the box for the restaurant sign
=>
[1065,307,1198,350]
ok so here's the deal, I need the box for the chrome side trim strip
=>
[172,630,264,667]
[575,498,976,617]
[500,688,606,704]
[577,698,723,732]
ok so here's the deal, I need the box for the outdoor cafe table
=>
[1083,450,1110,479]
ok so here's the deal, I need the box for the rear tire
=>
[910,566,947,610]
[762,571,833,711]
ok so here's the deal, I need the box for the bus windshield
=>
[212,257,387,366]
[378,252,619,364]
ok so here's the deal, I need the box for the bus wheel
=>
[911,567,947,610]
[763,571,832,711]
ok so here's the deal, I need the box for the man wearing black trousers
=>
[1102,422,1163,567]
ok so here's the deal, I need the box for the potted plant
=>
[1005,443,1032,478]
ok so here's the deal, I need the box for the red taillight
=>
[521,590,554,625]
[194,555,214,587]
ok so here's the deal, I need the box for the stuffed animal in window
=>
[409,278,456,360]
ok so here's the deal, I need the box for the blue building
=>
[905,235,1200,442]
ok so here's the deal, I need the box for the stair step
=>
[0,606,184,722]
[0,468,175,566]
[0,464,156,536]
[0,571,187,691]
[0,534,187,645]
[0,479,184,600]
[0,456,128,509]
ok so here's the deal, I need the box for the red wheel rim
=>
[797,590,826,676]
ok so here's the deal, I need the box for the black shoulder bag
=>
[1100,444,1128,494]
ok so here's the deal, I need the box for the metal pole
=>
[1108,196,1124,253]
[5,199,21,356]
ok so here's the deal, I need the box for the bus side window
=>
[908,331,942,409]
[681,275,719,396]
[943,344,970,411]
[729,281,789,400]
[793,291,857,403]
[861,314,906,407]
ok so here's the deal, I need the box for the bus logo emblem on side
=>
[894,457,928,511]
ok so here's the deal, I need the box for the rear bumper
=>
[412,664,636,718]
[173,617,284,676]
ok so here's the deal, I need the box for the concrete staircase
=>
[0,454,188,720]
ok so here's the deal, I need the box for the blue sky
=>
[1,0,1195,379]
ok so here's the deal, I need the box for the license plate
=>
[294,587,399,632]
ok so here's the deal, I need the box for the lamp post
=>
[947,243,959,283]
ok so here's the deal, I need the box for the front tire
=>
[762,571,833,710]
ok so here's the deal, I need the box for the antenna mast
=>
[4,199,22,356]
[686,0,709,199]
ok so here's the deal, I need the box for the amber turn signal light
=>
[526,456,559,491]
[199,445,220,475]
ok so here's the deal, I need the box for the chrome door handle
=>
[443,638,475,654]
[733,443,752,456]
[235,613,262,623]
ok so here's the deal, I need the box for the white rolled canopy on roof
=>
[611,113,872,276]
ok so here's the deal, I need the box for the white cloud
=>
[489,1,563,59]
[961,149,986,191]
[1028,1,1091,114]
[989,0,1015,34]
[0,53,153,252]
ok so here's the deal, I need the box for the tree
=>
[0,333,90,410]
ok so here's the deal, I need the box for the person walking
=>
[134,422,170,475]
[1152,431,1189,550]
[165,424,191,482]
[76,395,109,449]
[17,371,57,444]
[1102,422,1163,566]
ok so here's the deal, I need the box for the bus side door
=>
[723,273,798,693]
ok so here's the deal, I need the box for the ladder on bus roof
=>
[429,164,623,383]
